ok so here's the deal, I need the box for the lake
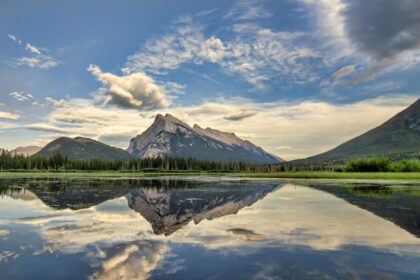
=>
[1,176,420,279]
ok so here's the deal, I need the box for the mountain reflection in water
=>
[1,177,420,280]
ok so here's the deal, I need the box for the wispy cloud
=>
[0,111,20,120]
[124,14,320,91]
[161,81,186,95]
[25,43,41,55]
[7,34,22,45]
[9,91,34,102]
[225,0,272,20]
[24,123,68,133]
[7,34,61,69]
[224,110,257,121]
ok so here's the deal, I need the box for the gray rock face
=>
[127,114,283,163]
[125,182,280,235]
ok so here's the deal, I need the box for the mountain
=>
[308,183,420,237]
[302,98,420,163]
[11,146,42,156]
[34,136,131,160]
[128,114,283,163]
[126,182,280,235]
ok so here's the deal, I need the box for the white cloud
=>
[225,0,272,20]
[161,81,186,95]
[90,243,168,280]
[9,91,34,102]
[24,123,68,133]
[125,17,205,75]
[25,43,41,55]
[124,16,320,91]
[7,36,60,69]
[202,36,226,63]
[24,94,417,160]
[16,55,60,69]
[7,34,22,45]
[0,111,20,120]
[88,64,170,111]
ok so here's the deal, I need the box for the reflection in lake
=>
[1,177,420,279]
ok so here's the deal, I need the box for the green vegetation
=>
[1,171,420,181]
[35,136,131,160]
[297,99,420,163]
[343,157,420,172]
[2,150,420,180]
[0,150,280,172]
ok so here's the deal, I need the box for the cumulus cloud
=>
[88,64,170,111]
[224,110,257,121]
[0,111,20,120]
[90,242,168,280]
[202,36,226,63]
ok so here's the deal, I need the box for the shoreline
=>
[1,171,420,181]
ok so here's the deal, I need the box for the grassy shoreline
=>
[1,171,420,181]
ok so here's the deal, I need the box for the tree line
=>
[0,150,286,172]
[1,150,419,172]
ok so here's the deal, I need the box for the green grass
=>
[234,172,420,180]
[1,170,420,181]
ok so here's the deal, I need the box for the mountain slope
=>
[35,137,131,160]
[126,182,279,235]
[128,114,282,163]
[303,98,420,163]
[11,146,42,156]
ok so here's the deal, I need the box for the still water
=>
[0,177,420,279]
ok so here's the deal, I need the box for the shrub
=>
[344,157,394,172]
[333,166,344,172]
[396,159,420,172]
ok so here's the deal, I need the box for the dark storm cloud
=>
[344,0,420,61]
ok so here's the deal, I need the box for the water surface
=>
[1,177,420,279]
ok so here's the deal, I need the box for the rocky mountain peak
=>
[128,113,283,163]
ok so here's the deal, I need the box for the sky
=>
[0,0,419,160]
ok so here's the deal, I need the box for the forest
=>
[1,150,420,173]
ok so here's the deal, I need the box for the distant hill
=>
[128,114,283,164]
[301,98,420,163]
[11,146,42,156]
[35,137,131,160]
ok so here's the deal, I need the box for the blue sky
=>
[0,0,419,159]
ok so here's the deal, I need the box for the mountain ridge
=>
[128,113,283,163]
[299,98,420,163]
[35,136,132,160]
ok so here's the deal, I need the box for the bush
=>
[396,159,420,172]
[344,157,394,172]
[333,166,345,172]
